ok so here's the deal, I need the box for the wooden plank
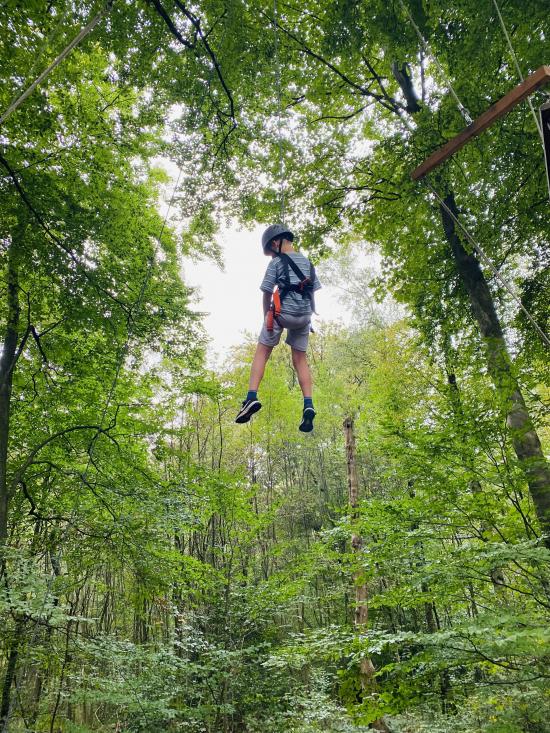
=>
[411,65,550,181]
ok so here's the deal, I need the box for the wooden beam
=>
[411,65,550,181]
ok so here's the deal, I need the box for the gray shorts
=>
[258,312,312,352]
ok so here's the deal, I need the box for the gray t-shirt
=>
[260,252,322,316]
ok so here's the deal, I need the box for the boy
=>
[235,224,321,432]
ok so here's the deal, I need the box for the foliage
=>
[1,1,549,732]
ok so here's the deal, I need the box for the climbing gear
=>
[235,398,262,423]
[265,254,315,332]
[266,287,281,331]
[299,406,316,433]
[278,253,316,307]
[261,223,294,253]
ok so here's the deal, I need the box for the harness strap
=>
[280,253,309,284]
[277,253,315,304]
[267,254,316,330]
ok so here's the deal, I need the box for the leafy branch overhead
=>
[0,1,548,732]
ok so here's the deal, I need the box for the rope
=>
[395,0,473,124]
[273,0,286,222]
[0,1,113,127]
[491,0,544,143]
[421,177,550,348]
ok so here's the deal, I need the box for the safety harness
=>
[266,253,316,331]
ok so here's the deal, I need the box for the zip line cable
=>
[22,6,72,94]
[422,177,550,348]
[273,0,286,222]
[491,0,545,143]
[0,1,113,127]
[400,114,550,347]
[394,2,549,348]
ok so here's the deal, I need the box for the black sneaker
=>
[299,406,316,432]
[235,399,262,424]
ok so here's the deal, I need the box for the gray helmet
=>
[261,223,294,253]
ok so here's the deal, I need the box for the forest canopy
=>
[0,1,549,731]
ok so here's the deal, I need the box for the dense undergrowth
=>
[1,1,549,730]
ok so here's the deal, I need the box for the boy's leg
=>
[249,342,274,391]
[291,348,312,397]
[291,348,316,433]
[235,342,273,424]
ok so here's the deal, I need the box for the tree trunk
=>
[0,223,26,727]
[0,221,24,545]
[0,619,25,733]
[391,63,550,547]
[343,418,390,733]
[440,193,550,546]
[0,644,18,732]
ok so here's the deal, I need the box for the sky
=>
[182,224,353,365]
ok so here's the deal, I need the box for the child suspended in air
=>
[235,224,321,432]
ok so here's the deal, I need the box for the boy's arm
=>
[260,260,277,315]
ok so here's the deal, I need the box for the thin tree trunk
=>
[0,221,25,545]
[0,646,18,732]
[0,220,27,733]
[343,418,389,733]
[0,619,25,733]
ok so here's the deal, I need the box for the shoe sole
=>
[299,408,316,432]
[235,401,262,423]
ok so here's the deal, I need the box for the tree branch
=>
[145,0,194,49]
[391,62,421,113]
[9,425,114,496]
[173,1,235,123]
[0,153,130,315]
[261,11,402,116]
[30,326,48,365]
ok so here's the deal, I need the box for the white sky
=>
[182,224,353,365]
